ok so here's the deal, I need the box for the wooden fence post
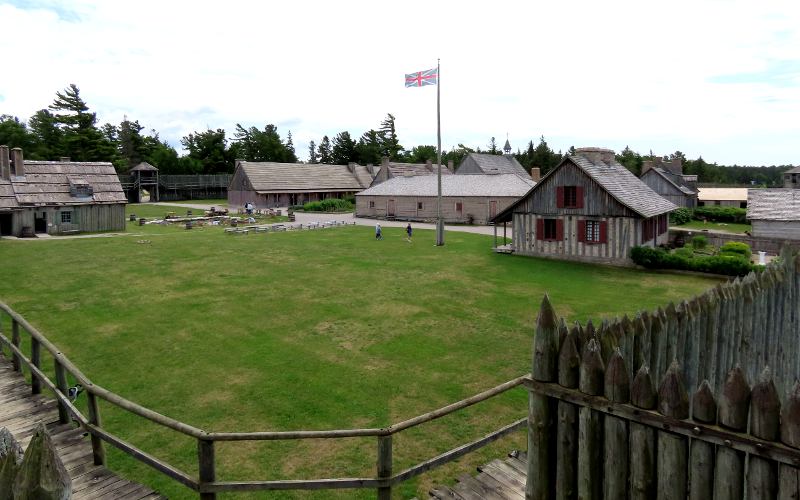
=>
[86,392,106,466]
[30,337,41,395]
[527,294,558,500]
[198,438,216,500]
[689,380,716,500]
[556,330,579,500]
[603,349,629,500]
[377,435,392,500]
[748,367,780,500]
[713,366,751,500]
[53,359,70,424]
[0,427,24,499]
[12,424,70,499]
[578,338,604,500]
[11,319,20,372]
[779,381,800,499]
[630,365,656,500]
[656,361,689,500]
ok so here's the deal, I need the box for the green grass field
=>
[0,219,721,499]
[675,220,752,234]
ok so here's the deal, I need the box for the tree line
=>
[0,84,793,185]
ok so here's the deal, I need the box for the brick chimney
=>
[665,158,683,175]
[641,160,654,175]
[530,168,541,182]
[0,146,10,180]
[10,148,24,176]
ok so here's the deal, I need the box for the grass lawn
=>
[675,220,752,234]
[0,224,721,499]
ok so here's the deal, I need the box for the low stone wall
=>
[669,228,800,254]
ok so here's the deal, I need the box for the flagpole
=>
[436,58,444,246]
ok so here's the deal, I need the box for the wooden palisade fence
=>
[526,246,800,499]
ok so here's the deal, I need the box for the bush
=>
[670,208,693,225]
[302,198,354,212]
[674,247,694,259]
[719,241,752,260]
[693,206,748,223]
[691,235,709,250]
[630,245,754,276]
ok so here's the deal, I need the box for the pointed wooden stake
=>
[532,294,559,382]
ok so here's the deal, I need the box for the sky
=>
[0,0,798,166]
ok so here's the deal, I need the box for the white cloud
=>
[0,0,798,165]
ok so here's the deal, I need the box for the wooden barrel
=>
[185,221,193,230]
[138,218,146,226]
[129,214,136,222]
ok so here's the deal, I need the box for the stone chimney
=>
[574,147,615,165]
[347,162,356,174]
[425,159,432,172]
[641,160,654,175]
[60,157,71,163]
[665,158,683,175]
[0,146,10,180]
[530,168,541,182]
[10,148,24,177]
[447,160,454,172]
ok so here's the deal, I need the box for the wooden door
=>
[490,200,497,219]
[388,199,396,216]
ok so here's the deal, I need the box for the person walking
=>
[406,223,413,243]
[375,222,383,240]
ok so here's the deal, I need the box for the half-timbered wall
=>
[356,195,517,224]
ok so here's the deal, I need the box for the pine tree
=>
[285,131,297,162]
[117,118,147,170]
[488,137,498,154]
[379,113,403,159]
[48,84,114,161]
[28,110,63,159]
[331,131,358,165]
[318,135,332,164]
[308,140,318,163]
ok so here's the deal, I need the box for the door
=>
[34,212,47,233]
[490,201,497,219]
[0,213,12,236]
[388,199,395,216]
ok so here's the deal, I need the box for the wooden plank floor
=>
[0,356,165,499]
[428,451,527,499]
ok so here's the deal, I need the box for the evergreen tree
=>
[405,145,437,163]
[285,131,297,162]
[48,84,114,161]
[331,131,358,165]
[530,136,560,175]
[379,113,403,159]
[28,110,63,159]
[117,118,147,170]
[356,129,383,165]
[230,124,295,163]
[318,135,332,164]
[616,145,642,175]
[181,128,230,173]
[0,115,37,156]
[307,140,318,163]
[488,137,498,154]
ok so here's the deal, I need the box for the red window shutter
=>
[600,221,608,244]
[576,186,584,208]
[536,218,544,241]
[556,219,564,241]
[556,186,564,208]
[577,220,586,243]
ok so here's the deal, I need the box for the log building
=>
[0,146,126,237]
[747,188,800,240]
[639,157,698,208]
[492,147,677,264]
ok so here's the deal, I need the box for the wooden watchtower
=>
[129,162,159,202]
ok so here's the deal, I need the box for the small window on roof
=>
[68,177,93,197]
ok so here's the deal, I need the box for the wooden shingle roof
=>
[238,161,374,193]
[747,189,800,221]
[646,167,697,195]
[1,161,126,209]
[460,153,529,177]
[130,162,158,172]
[357,173,534,197]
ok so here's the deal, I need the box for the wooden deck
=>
[0,356,165,499]
[428,450,527,499]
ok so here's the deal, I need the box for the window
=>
[61,211,72,224]
[556,186,583,208]
[456,202,463,213]
[369,201,375,208]
[585,221,601,242]
[417,202,423,210]
[537,218,562,241]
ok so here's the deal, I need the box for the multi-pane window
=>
[585,220,601,243]
[564,186,578,208]
[61,211,72,223]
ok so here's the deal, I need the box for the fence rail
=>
[0,299,525,498]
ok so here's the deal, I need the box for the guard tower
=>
[129,162,159,202]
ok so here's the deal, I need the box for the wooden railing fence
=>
[525,247,800,499]
[0,301,526,499]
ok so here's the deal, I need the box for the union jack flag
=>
[405,68,438,87]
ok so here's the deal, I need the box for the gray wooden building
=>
[355,174,534,224]
[784,166,800,188]
[747,188,800,240]
[492,147,677,264]
[455,153,532,179]
[228,161,376,208]
[640,157,698,208]
[0,146,126,237]
[369,157,453,187]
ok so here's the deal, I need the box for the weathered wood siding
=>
[640,170,696,208]
[752,220,800,240]
[10,204,125,236]
[699,199,745,208]
[229,189,357,209]
[356,195,518,224]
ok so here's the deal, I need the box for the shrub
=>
[670,208,693,225]
[693,206,748,223]
[302,198,354,212]
[674,247,694,259]
[719,241,752,260]
[691,235,709,250]
[630,245,754,276]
